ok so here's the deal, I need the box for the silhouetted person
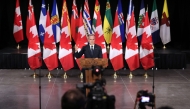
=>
[61,89,86,109]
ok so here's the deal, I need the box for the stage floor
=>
[0,67,190,109]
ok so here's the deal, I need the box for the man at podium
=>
[74,34,103,83]
[74,34,102,58]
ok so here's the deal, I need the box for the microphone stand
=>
[38,57,43,109]
[152,51,160,109]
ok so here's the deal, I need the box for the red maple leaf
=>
[141,32,153,50]
[14,13,22,26]
[28,42,39,50]
[111,32,121,50]
[95,31,104,48]
[44,32,56,50]
[127,33,138,50]
[76,32,87,48]
[60,32,71,50]
[28,32,39,50]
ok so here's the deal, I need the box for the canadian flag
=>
[93,0,107,58]
[75,8,88,69]
[71,0,79,42]
[43,7,58,71]
[27,0,42,70]
[125,8,139,71]
[13,0,24,43]
[140,9,154,70]
[59,0,74,71]
[109,7,123,71]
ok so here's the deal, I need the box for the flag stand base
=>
[62,72,68,79]
[46,72,54,81]
[144,72,151,79]
[113,72,118,79]
[17,44,21,50]
[163,45,166,49]
[127,72,133,79]
[30,72,39,78]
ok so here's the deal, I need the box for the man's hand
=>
[74,45,78,52]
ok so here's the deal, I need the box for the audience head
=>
[61,89,86,109]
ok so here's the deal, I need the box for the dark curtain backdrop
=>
[0,0,190,50]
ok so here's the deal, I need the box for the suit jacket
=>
[74,44,102,58]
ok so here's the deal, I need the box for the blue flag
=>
[51,0,61,43]
[150,0,160,44]
[39,0,46,43]
[137,0,145,42]
[118,0,125,42]
[83,0,93,35]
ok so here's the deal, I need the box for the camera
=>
[137,90,155,109]
[76,78,115,109]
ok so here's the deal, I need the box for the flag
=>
[71,0,79,42]
[51,0,61,43]
[59,0,74,71]
[92,0,98,32]
[38,0,46,43]
[137,0,145,42]
[75,8,88,69]
[93,0,107,58]
[117,0,125,42]
[150,0,160,44]
[83,0,93,35]
[140,8,154,70]
[103,0,113,44]
[43,6,58,71]
[125,0,132,36]
[109,7,123,71]
[27,0,42,70]
[125,7,139,71]
[13,0,24,43]
[160,0,171,45]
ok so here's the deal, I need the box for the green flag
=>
[103,0,113,44]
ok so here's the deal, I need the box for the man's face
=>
[88,35,95,45]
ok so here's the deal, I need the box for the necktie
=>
[90,46,93,55]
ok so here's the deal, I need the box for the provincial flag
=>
[103,0,113,44]
[160,0,171,45]
[38,0,46,43]
[150,0,160,44]
[51,0,61,43]
[71,0,79,42]
[137,0,145,42]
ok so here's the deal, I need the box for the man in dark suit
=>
[74,34,103,86]
[74,34,102,58]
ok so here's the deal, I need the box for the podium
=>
[78,58,108,95]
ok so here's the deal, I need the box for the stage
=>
[0,67,190,109]
[0,47,187,69]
